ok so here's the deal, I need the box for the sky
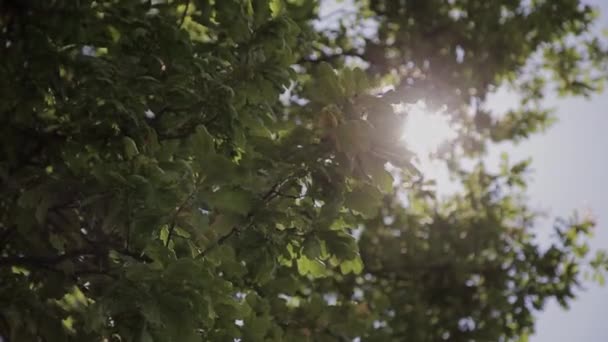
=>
[486,72,608,342]
[488,2,608,340]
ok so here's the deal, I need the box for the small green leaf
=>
[317,62,344,101]
[193,125,214,156]
[336,120,372,155]
[296,255,327,277]
[123,136,139,159]
[339,256,363,275]
[352,67,369,93]
[201,154,238,184]
[302,236,322,260]
[35,195,51,224]
[210,213,241,237]
[344,183,383,218]
[359,154,394,192]
[208,188,253,215]
[243,315,272,341]
[175,226,191,238]
[321,231,359,260]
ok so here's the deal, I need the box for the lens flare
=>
[400,102,456,157]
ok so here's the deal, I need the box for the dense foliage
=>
[1,0,608,341]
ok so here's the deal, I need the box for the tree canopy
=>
[1,0,608,341]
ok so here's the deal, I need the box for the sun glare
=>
[400,102,456,158]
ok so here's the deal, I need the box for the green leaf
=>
[344,183,383,218]
[296,255,327,278]
[243,315,272,341]
[210,213,242,238]
[201,154,238,184]
[335,120,372,155]
[302,236,322,260]
[316,62,344,101]
[269,0,283,15]
[143,240,176,267]
[249,249,277,284]
[139,326,154,342]
[123,136,140,159]
[321,231,359,261]
[193,125,215,156]
[253,0,271,28]
[208,188,253,215]
[359,154,394,192]
[339,256,363,275]
[159,225,170,245]
[174,226,191,238]
[35,195,51,224]
[352,67,369,93]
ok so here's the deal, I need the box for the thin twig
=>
[115,248,152,263]
[198,173,298,257]
[273,190,305,200]
[178,0,191,27]
[197,220,254,258]
[166,184,200,247]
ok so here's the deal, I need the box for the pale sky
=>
[485,73,608,342]
[488,2,608,340]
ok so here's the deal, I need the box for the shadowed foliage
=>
[1,0,608,341]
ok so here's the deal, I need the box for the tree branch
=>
[197,221,250,258]
[198,173,301,257]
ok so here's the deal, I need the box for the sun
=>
[400,101,456,158]
[396,101,461,195]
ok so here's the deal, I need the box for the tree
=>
[1,0,607,341]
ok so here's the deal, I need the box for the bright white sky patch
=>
[400,101,457,158]
[396,101,461,196]
[144,109,156,119]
